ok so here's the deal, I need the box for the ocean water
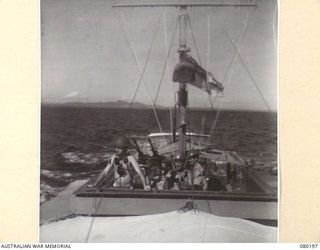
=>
[41,106,277,202]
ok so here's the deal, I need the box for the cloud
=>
[63,91,78,98]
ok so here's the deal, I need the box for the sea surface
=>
[41,106,277,203]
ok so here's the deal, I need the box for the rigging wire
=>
[206,10,210,88]
[186,14,202,66]
[204,8,255,151]
[114,9,166,133]
[185,13,219,115]
[153,17,179,105]
[214,7,271,111]
[163,11,176,142]
[223,31,272,112]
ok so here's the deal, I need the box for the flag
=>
[172,54,223,94]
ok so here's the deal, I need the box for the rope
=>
[84,198,103,242]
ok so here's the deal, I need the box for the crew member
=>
[162,155,183,190]
[94,136,150,191]
[179,150,208,191]
[226,163,237,192]
[207,161,226,191]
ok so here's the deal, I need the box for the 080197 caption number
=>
[300,244,318,248]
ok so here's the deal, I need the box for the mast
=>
[172,104,177,143]
[176,6,190,160]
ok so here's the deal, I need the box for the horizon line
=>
[41,101,277,113]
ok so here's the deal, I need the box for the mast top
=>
[112,3,257,8]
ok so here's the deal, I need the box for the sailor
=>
[207,162,226,191]
[178,150,208,191]
[162,155,183,190]
[94,136,151,191]
[188,150,208,191]
[148,162,167,190]
[225,163,237,192]
[174,154,184,172]
[155,168,166,190]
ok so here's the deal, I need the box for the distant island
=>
[42,100,167,109]
[42,101,275,112]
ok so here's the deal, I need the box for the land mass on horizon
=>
[42,100,166,109]
[42,100,275,112]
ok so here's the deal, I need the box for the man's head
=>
[174,154,185,169]
[193,163,204,177]
[188,149,200,163]
[114,136,132,154]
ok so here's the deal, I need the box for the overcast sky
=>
[41,0,277,111]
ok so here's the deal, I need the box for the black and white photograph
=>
[40,0,278,243]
